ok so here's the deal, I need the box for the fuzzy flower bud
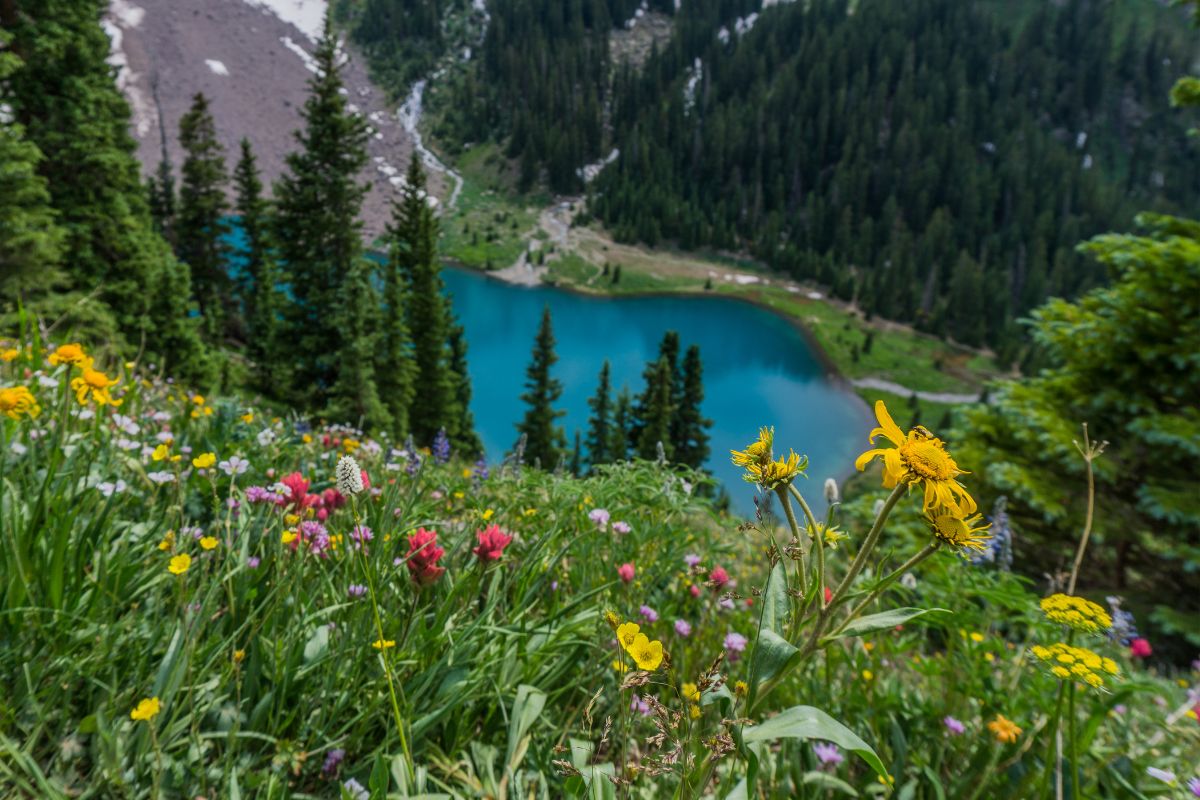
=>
[336,455,364,496]
[824,477,840,504]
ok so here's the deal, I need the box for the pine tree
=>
[674,345,711,469]
[397,153,456,444]
[446,320,483,456]
[147,157,176,245]
[632,332,681,453]
[324,258,391,429]
[233,139,278,385]
[177,93,230,340]
[378,167,419,439]
[585,360,614,469]
[274,13,372,410]
[634,356,675,461]
[611,388,633,462]
[570,430,583,476]
[516,305,565,468]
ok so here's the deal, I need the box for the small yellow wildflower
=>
[192,452,216,469]
[372,639,396,650]
[0,386,40,420]
[689,704,701,719]
[970,632,985,643]
[461,468,472,479]
[731,427,807,488]
[199,536,218,551]
[167,554,191,575]
[603,611,620,630]
[281,530,298,545]
[616,622,641,650]
[240,412,254,424]
[192,394,205,405]
[284,513,300,526]
[342,438,360,453]
[862,669,874,681]
[157,531,176,551]
[481,508,495,521]
[628,634,664,671]
[612,659,628,673]
[302,433,313,444]
[855,400,975,515]
[731,426,774,471]
[925,508,991,553]
[152,444,170,462]
[453,491,465,499]
[130,697,161,722]
[233,649,246,663]
[1030,642,1117,690]
[523,508,537,517]
[987,715,1022,744]
[682,682,701,703]
[71,359,121,406]
[734,680,748,696]
[47,343,87,367]
[1039,594,1112,634]
[0,348,18,362]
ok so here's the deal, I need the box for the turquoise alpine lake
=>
[442,267,870,516]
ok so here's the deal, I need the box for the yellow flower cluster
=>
[1030,643,1118,690]
[1039,594,1112,634]
[730,427,807,489]
[0,386,40,420]
[615,621,664,671]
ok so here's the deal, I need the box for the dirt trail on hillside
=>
[105,0,444,238]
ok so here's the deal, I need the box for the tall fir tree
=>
[232,139,279,386]
[631,332,681,455]
[634,356,675,461]
[570,430,583,476]
[585,360,614,469]
[379,169,419,440]
[396,153,455,444]
[446,320,482,456]
[610,388,633,462]
[274,13,371,410]
[177,93,230,341]
[4,0,211,383]
[674,345,711,469]
[147,157,176,245]
[516,305,565,468]
[324,258,391,429]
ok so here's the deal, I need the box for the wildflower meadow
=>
[3,337,1198,799]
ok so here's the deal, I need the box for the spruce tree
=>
[177,93,230,340]
[585,360,614,469]
[446,320,483,456]
[379,173,419,439]
[516,305,565,468]
[611,388,633,462]
[570,430,583,476]
[233,139,279,386]
[324,258,391,429]
[631,332,681,453]
[634,356,675,461]
[674,345,712,469]
[147,157,176,245]
[274,13,371,410]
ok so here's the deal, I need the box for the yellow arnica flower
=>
[199,536,218,551]
[71,359,121,406]
[731,426,775,471]
[734,680,748,696]
[47,343,87,367]
[987,714,1022,743]
[192,452,216,469]
[1,347,18,362]
[628,633,664,671]
[1039,594,1113,634]
[731,426,807,488]
[130,697,161,722]
[682,682,701,703]
[855,401,975,515]
[1030,642,1117,690]
[240,412,254,424]
[167,553,191,575]
[925,508,992,553]
[372,639,396,650]
[616,622,641,650]
[0,386,40,420]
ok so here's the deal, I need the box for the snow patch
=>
[242,0,327,43]
[205,59,230,76]
[683,58,702,113]
[102,3,153,138]
[734,13,758,35]
[280,35,318,73]
[731,274,761,285]
[806,290,823,300]
[111,0,145,27]
[577,148,620,184]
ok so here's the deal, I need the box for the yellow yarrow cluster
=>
[1030,643,1118,690]
[730,427,807,489]
[614,621,664,671]
[1040,594,1112,634]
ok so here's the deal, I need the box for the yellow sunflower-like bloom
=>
[130,697,161,722]
[1039,594,1113,634]
[70,359,121,406]
[925,508,992,553]
[199,536,218,551]
[48,343,87,367]
[731,427,807,488]
[628,633,664,671]
[987,714,1022,743]
[0,386,40,420]
[731,426,774,470]
[855,400,975,514]
[1030,642,1117,690]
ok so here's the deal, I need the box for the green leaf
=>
[700,682,734,715]
[759,561,790,636]
[802,771,859,796]
[742,705,888,778]
[751,629,799,688]
[505,684,547,774]
[824,608,949,641]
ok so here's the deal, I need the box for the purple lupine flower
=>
[247,556,261,569]
[588,508,610,528]
[433,428,451,464]
[473,457,489,481]
[724,632,748,661]
[347,584,367,599]
[612,521,631,534]
[674,619,692,637]
[813,742,843,766]
[943,716,965,735]
[640,605,658,623]
[322,748,345,776]
[684,553,702,568]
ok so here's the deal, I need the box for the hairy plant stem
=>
[774,486,807,598]
[1067,423,1105,596]
[787,484,825,611]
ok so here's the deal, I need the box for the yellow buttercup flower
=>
[152,444,170,462]
[1039,594,1112,634]
[0,386,40,420]
[612,659,628,673]
[372,639,396,650]
[925,508,992,553]
[682,682,701,703]
[47,343,87,367]
[987,714,1022,743]
[0,347,18,362]
[628,634,664,671]
[71,359,121,406]
[157,531,176,551]
[281,530,298,545]
[130,697,161,722]
[199,536,218,551]
[192,452,216,469]
[616,622,641,650]
[855,401,975,515]
[167,554,191,575]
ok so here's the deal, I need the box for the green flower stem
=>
[827,483,906,613]
[1068,681,1079,799]
[831,543,941,636]
[787,484,825,610]
[1041,681,1066,800]
[774,485,807,598]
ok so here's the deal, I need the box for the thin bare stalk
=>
[1067,423,1106,596]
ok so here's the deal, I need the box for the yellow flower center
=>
[900,437,955,481]
[932,515,968,545]
[83,369,110,389]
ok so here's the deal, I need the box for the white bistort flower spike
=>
[336,455,364,496]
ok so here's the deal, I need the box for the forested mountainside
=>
[345,0,1199,356]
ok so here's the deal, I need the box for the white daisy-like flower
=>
[219,455,250,475]
[147,471,175,484]
[256,429,276,447]
[98,480,128,497]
